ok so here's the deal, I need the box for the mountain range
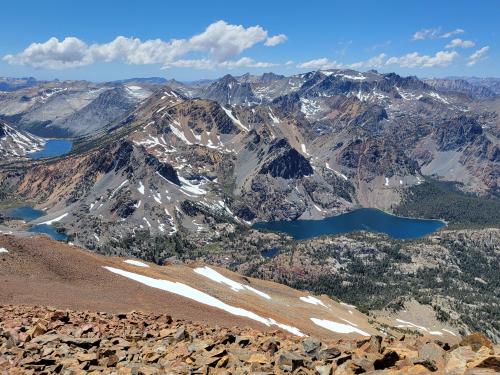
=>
[0,69,499,348]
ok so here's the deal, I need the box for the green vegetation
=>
[395,178,500,228]
[98,231,192,264]
[243,228,500,342]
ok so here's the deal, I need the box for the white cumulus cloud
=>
[467,46,490,66]
[386,50,459,68]
[3,20,284,70]
[297,58,339,70]
[264,34,288,46]
[445,38,475,49]
[347,53,387,69]
[162,57,276,70]
[3,37,92,69]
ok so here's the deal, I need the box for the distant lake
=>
[29,224,68,241]
[4,205,68,241]
[253,208,445,240]
[28,139,72,159]
[7,206,45,221]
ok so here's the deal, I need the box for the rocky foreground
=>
[1,306,499,374]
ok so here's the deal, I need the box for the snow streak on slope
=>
[311,318,370,336]
[104,266,304,336]
[194,266,271,300]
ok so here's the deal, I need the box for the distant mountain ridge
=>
[0,68,497,251]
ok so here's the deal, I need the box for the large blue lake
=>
[28,139,72,159]
[5,206,68,241]
[253,208,445,240]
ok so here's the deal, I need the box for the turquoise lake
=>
[28,139,72,159]
[252,208,445,240]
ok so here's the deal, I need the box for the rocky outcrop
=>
[339,138,419,181]
[436,115,483,151]
[2,305,497,374]
[145,154,180,185]
[259,139,314,179]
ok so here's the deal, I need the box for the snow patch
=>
[311,318,370,336]
[222,107,249,131]
[39,213,68,225]
[194,266,271,300]
[300,296,327,307]
[124,259,150,268]
[138,182,145,195]
[0,248,8,253]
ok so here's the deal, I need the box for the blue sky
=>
[1,0,498,81]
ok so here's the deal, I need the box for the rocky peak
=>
[259,138,314,179]
[202,75,258,105]
[260,72,285,83]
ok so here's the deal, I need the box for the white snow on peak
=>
[428,91,450,105]
[39,213,68,225]
[104,266,303,336]
[110,180,128,198]
[311,318,370,336]
[325,163,348,181]
[300,143,309,156]
[299,98,321,118]
[222,106,249,131]
[125,85,150,100]
[0,247,8,253]
[396,87,422,101]
[335,73,366,81]
[123,259,150,268]
[194,266,271,300]
[169,123,193,145]
[300,295,327,307]
[143,217,152,228]
[137,181,145,195]
[0,122,46,157]
[268,107,280,124]
[178,176,207,196]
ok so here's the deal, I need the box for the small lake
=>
[8,206,45,221]
[261,247,280,258]
[28,139,72,159]
[253,208,445,240]
[29,224,68,241]
[4,205,68,241]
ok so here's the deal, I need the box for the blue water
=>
[29,224,68,241]
[4,205,68,241]
[261,247,280,258]
[253,208,445,240]
[7,206,46,221]
[28,139,72,159]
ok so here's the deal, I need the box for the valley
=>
[0,68,499,373]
